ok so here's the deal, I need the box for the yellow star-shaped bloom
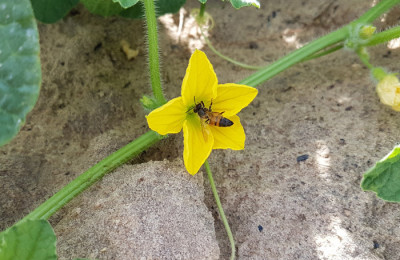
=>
[146,50,258,175]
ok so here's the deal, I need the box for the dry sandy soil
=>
[1,0,400,259]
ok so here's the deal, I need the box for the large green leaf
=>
[361,144,400,202]
[120,0,186,19]
[0,219,57,260]
[0,0,41,147]
[112,0,139,9]
[30,0,79,23]
[81,0,124,17]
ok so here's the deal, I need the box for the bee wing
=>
[200,119,211,142]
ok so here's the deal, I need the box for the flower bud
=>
[140,95,159,111]
[359,25,376,39]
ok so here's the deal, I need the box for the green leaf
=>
[30,0,79,23]
[0,0,41,147]
[120,0,186,19]
[81,0,124,17]
[361,144,400,202]
[198,0,207,4]
[112,0,139,9]
[0,219,57,260]
[230,0,260,9]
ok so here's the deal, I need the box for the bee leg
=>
[209,99,213,111]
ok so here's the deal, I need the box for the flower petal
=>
[376,74,400,108]
[146,97,186,135]
[183,116,214,175]
[181,50,218,107]
[210,115,245,150]
[211,83,258,117]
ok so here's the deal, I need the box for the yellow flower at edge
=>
[376,74,400,111]
[146,50,258,175]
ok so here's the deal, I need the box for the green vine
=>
[143,0,166,106]
[20,131,164,222]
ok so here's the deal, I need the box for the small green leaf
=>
[112,0,139,9]
[120,0,186,19]
[0,219,57,260]
[198,0,207,4]
[81,0,124,17]
[361,144,400,202]
[0,0,41,147]
[30,0,79,23]
[230,0,260,9]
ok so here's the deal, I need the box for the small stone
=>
[297,154,309,162]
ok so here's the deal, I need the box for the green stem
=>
[204,160,235,260]
[143,0,166,105]
[199,2,206,19]
[301,45,343,62]
[201,29,263,70]
[19,131,164,222]
[238,28,347,86]
[353,0,400,24]
[239,0,400,87]
[365,26,400,47]
[357,48,373,69]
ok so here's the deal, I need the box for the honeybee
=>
[193,98,234,127]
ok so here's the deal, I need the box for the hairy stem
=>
[205,160,236,260]
[19,131,164,222]
[239,0,400,87]
[143,0,166,105]
[366,26,400,47]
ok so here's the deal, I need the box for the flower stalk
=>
[205,160,236,260]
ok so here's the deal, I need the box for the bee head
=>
[193,102,202,113]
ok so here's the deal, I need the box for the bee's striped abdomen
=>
[218,117,234,127]
[209,114,233,127]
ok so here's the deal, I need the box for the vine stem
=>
[19,131,164,222]
[200,28,263,70]
[239,0,400,87]
[143,0,166,105]
[365,26,400,47]
[204,160,235,260]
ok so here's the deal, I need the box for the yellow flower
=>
[146,50,258,175]
[376,74,400,111]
